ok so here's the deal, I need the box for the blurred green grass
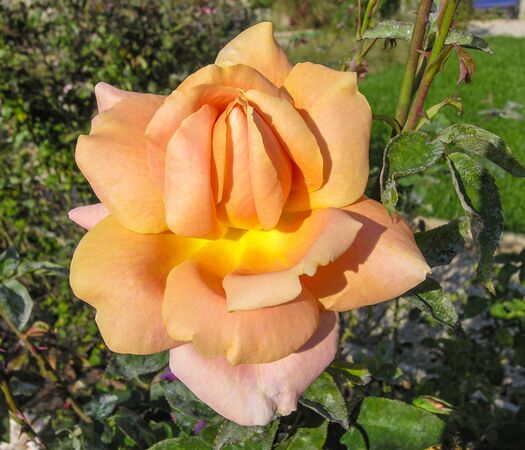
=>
[287,33,525,233]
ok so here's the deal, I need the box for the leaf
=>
[0,247,20,280]
[84,393,119,420]
[445,29,492,53]
[437,124,525,177]
[362,21,412,40]
[162,380,219,433]
[414,218,468,267]
[0,394,9,443]
[340,427,367,450]
[416,94,463,130]
[17,260,68,277]
[299,371,349,428]
[354,397,445,450]
[275,421,328,450]
[106,351,169,380]
[380,131,445,215]
[329,362,372,386]
[0,278,33,329]
[214,420,279,450]
[454,45,476,84]
[147,435,212,450]
[402,278,461,331]
[447,152,503,290]
[412,396,454,415]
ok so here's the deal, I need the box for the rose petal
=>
[70,216,202,354]
[178,64,279,96]
[162,261,320,365]
[218,104,260,229]
[94,82,158,112]
[169,311,339,426]
[215,22,291,87]
[247,106,291,229]
[303,198,430,311]
[245,89,323,191]
[223,208,362,311]
[146,84,240,192]
[283,63,371,210]
[68,203,109,230]
[165,104,224,238]
[76,93,167,233]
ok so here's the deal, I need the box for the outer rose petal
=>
[283,63,371,210]
[178,64,279,96]
[223,208,362,311]
[215,22,291,87]
[165,104,224,239]
[169,312,339,426]
[76,92,167,233]
[70,217,202,354]
[303,198,430,311]
[94,82,145,112]
[68,203,109,230]
[162,261,320,365]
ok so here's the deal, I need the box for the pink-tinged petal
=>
[169,312,339,426]
[162,261,320,365]
[245,89,323,191]
[178,64,279,96]
[70,217,202,354]
[215,22,291,87]
[247,106,292,229]
[76,94,167,233]
[94,82,162,113]
[303,198,431,311]
[223,208,362,311]
[146,85,240,192]
[68,204,109,230]
[165,104,224,239]
[283,63,371,210]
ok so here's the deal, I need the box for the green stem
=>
[395,0,433,126]
[1,376,47,449]
[404,0,459,130]
[354,0,378,66]
[0,310,92,424]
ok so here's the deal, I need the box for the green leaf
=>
[438,124,525,178]
[416,94,463,130]
[299,371,349,428]
[412,396,454,415]
[162,380,219,433]
[329,362,371,386]
[0,394,10,443]
[0,247,20,280]
[214,420,279,450]
[447,152,504,290]
[445,30,492,53]
[362,21,412,40]
[490,299,525,320]
[17,260,67,277]
[275,421,328,450]
[84,393,119,420]
[380,131,445,215]
[402,278,460,331]
[354,397,445,450]
[106,352,168,380]
[0,278,33,329]
[147,435,212,450]
[414,218,468,267]
[340,427,367,450]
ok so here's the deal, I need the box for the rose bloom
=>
[69,23,429,425]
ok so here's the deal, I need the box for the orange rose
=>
[69,23,429,425]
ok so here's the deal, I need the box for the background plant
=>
[1,0,525,449]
